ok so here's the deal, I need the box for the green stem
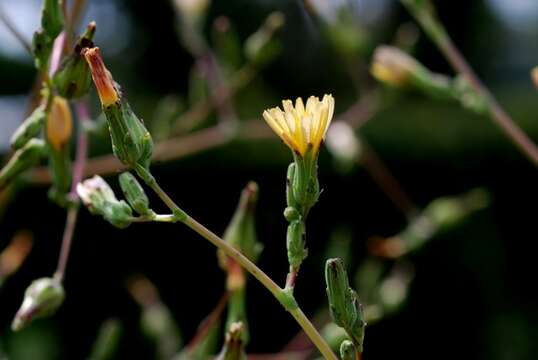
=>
[145,177,338,360]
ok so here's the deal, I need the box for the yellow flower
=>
[262,94,335,157]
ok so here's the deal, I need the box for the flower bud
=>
[244,12,285,66]
[53,22,96,98]
[119,172,152,216]
[77,175,133,228]
[532,66,538,89]
[371,45,421,88]
[11,277,65,331]
[46,97,73,151]
[32,0,65,71]
[219,182,262,265]
[41,0,64,39]
[83,47,153,170]
[287,220,307,271]
[339,340,357,360]
[0,139,46,189]
[325,258,365,352]
[217,322,247,360]
[10,105,47,150]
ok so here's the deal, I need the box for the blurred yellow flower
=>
[263,95,335,157]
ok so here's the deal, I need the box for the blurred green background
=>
[1,0,537,359]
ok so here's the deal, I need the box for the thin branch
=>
[53,100,90,282]
[401,1,538,166]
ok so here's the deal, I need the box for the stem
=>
[146,179,337,360]
[53,100,90,282]
[402,1,538,166]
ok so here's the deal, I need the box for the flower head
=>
[263,94,335,157]
[82,47,119,107]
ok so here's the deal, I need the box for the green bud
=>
[32,0,65,71]
[77,175,133,228]
[53,22,96,98]
[325,258,366,352]
[83,47,154,170]
[104,92,153,170]
[221,181,262,262]
[244,12,285,66]
[216,322,247,360]
[289,154,320,218]
[283,206,300,222]
[41,0,64,38]
[340,340,356,360]
[10,105,47,150]
[0,139,46,189]
[11,277,65,331]
[32,30,53,71]
[119,172,152,216]
[286,220,307,271]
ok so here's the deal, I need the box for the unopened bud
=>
[325,258,365,352]
[82,47,118,106]
[371,45,421,88]
[47,97,73,151]
[244,12,285,65]
[53,22,96,98]
[0,139,46,189]
[219,182,262,265]
[83,47,153,170]
[532,67,538,89]
[77,175,133,228]
[41,0,64,38]
[10,105,47,150]
[287,220,307,271]
[11,277,65,331]
[119,172,152,216]
[339,340,356,360]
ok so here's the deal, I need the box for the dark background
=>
[1,0,537,359]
